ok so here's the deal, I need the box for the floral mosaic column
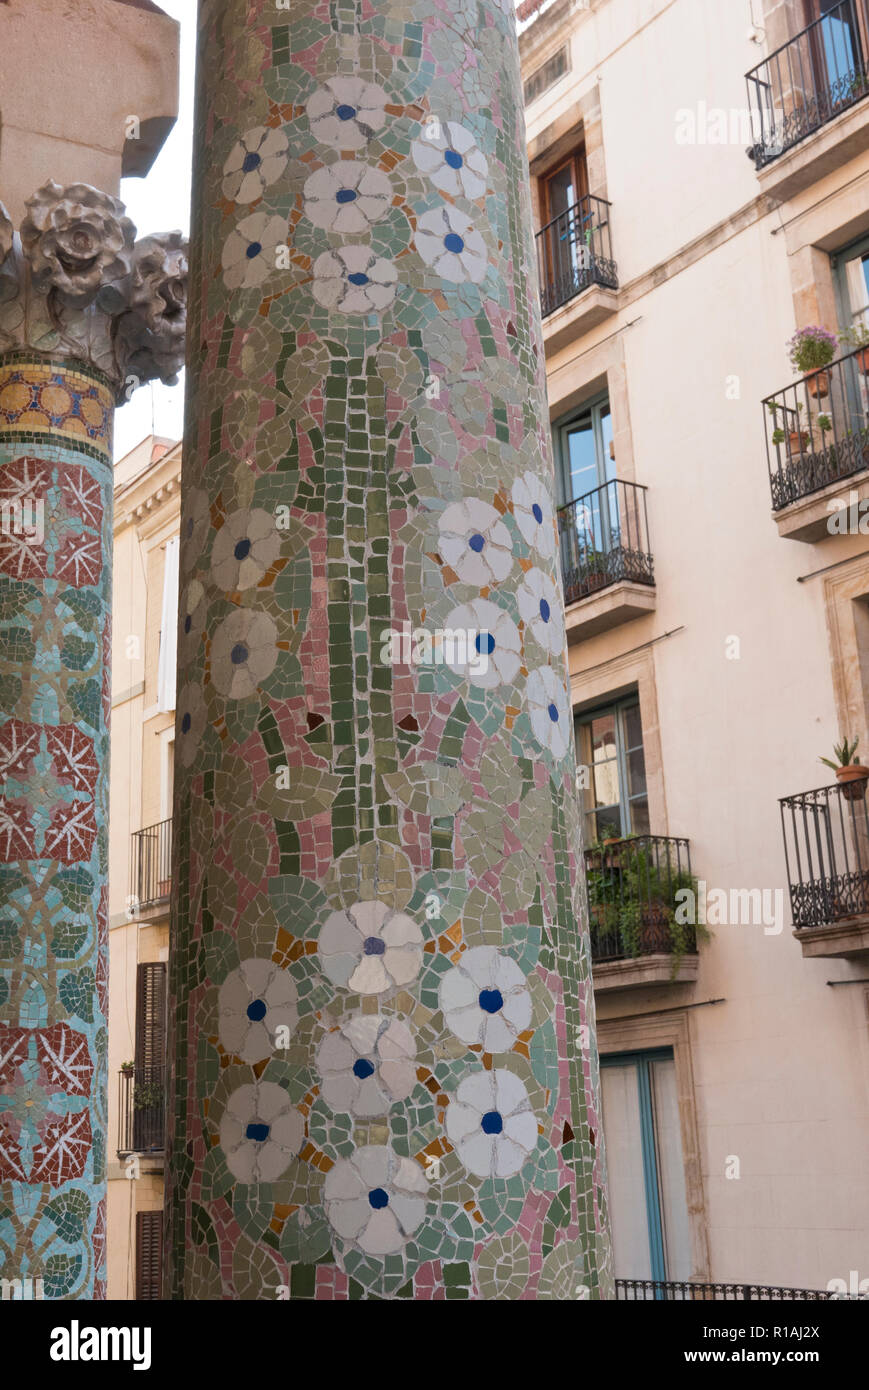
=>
[167,0,612,1300]
[0,189,187,1298]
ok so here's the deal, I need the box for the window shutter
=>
[135,962,166,1076]
[135,1210,163,1301]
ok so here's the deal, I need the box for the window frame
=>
[575,693,648,842]
[553,390,613,509]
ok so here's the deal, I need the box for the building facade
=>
[519,0,869,1291]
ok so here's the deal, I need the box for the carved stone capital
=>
[0,183,188,400]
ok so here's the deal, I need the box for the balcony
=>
[130,817,172,916]
[535,195,618,351]
[763,345,869,540]
[585,834,699,991]
[616,1279,835,1301]
[117,1066,165,1158]
[780,781,869,957]
[746,0,869,199]
[557,479,656,640]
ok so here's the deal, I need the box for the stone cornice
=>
[0,183,188,401]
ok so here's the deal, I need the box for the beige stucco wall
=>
[523,0,869,1289]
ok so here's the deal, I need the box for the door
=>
[554,396,615,597]
[600,1049,693,1287]
[804,0,866,114]
[540,150,589,304]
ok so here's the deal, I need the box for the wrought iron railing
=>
[616,1278,836,1301]
[130,818,173,912]
[584,835,694,964]
[557,479,653,607]
[746,0,869,167]
[763,345,869,510]
[117,1066,165,1157]
[780,780,869,930]
[535,194,618,317]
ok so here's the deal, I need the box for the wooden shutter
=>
[135,1210,163,1301]
[134,962,166,1076]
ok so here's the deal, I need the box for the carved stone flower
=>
[117,232,189,386]
[21,181,135,307]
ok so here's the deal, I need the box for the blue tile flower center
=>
[444,232,465,254]
[246,241,262,259]
[368,1187,389,1209]
[353,1058,375,1079]
[347,271,369,286]
[475,631,496,656]
[468,532,485,552]
[231,642,248,665]
[548,702,559,722]
[336,104,357,121]
[246,998,267,1022]
[234,537,251,561]
[531,502,544,524]
[181,712,191,734]
[539,598,551,622]
[481,1110,503,1135]
[245,1122,269,1142]
[444,149,464,169]
[478,988,503,1014]
[336,188,358,203]
[242,151,262,172]
[363,936,386,956]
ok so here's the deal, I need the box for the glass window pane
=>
[649,1058,693,1281]
[595,805,622,840]
[546,162,576,218]
[590,713,616,759]
[592,759,619,810]
[623,701,644,750]
[565,418,599,512]
[628,748,647,798]
[601,404,616,483]
[628,796,650,836]
[600,1064,652,1280]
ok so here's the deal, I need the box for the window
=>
[554,393,614,508]
[523,45,569,105]
[135,1210,163,1301]
[575,696,649,842]
[834,232,869,335]
[600,1049,692,1282]
[804,0,866,90]
[133,962,166,1153]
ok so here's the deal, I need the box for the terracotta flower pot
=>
[806,369,830,398]
[836,763,869,800]
[788,430,809,454]
[855,347,869,375]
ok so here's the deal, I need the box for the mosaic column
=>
[167,0,611,1300]
[0,188,187,1298]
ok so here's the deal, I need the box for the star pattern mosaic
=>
[166,0,611,1300]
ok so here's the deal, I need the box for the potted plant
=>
[768,401,809,456]
[585,836,708,976]
[577,547,610,594]
[838,321,869,375]
[133,1079,163,1111]
[820,736,869,801]
[787,325,838,398]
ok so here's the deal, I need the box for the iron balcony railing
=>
[763,344,869,510]
[780,780,869,930]
[557,478,654,607]
[616,1279,836,1301]
[746,0,869,168]
[130,818,172,912]
[584,834,694,964]
[117,1066,166,1157]
[535,194,618,317]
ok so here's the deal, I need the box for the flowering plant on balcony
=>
[585,835,705,976]
[786,325,838,376]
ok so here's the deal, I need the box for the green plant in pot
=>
[787,325,838,398]
[577,547,609,593]
[838,321,869,375]
[133,1079,164,1112]
[820,736,869,801]
[585,835,708,977]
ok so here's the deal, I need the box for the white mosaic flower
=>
[414,206,487,283]
[438,498,512,587]
[412,121,488,200]
[439,947,531,1053]
[316,1015,416,1116]
[221,212,287,291]
[311,245,398,315]
[307,77,389,151]
[517,567,565,657]
[318,900,423,996]
[323,1145,428,1255]
[303,161,393,234]
[222,126,289,204]
[179,580,207,663]
[446,1068,539,1178]
[180,486,211,572]
[176,682,207,768]
[211,508,282,592]
[443,597,520,689]
[210,608,279,699]
[526,664,571,761]
[218,958,299,1063]
[219,1081,304,1183]
[511,471,556,560]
